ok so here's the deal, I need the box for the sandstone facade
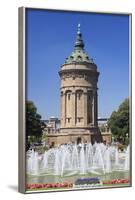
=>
[47,25,105,146]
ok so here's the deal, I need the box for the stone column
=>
[94,90,98,126]
[83,90,88,126]
[92,90,97,126]
[61,91,66,128]
[71,88,76,126]
[92,90,95,126]
[64,92,66,128]
[60,91,63,127]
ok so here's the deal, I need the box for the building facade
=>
[98,118,112,144]
[43,117,60,134]
[47,25,103,146]
[45,117,111,146]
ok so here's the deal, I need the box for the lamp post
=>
[112,136,114,144]
[126,133,129,146]
[28,135,30,143]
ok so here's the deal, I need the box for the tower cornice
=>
[59,68,99,77]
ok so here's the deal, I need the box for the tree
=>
[26,101,46,145]
[108,98,129,144]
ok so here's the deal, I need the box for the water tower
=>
[58,24,102,144]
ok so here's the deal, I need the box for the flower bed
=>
[103,179,129,185]
[26,182,73,190]
[26,179,130,191]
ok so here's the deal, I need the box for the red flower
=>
[103,179,129,185]
[26,181,73,190]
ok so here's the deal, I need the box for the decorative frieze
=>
[61,72,85,80]
[61,72,96,85]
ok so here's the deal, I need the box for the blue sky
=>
[26,9,129,119]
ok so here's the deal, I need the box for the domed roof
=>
[64,24,94,65]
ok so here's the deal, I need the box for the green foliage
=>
[108,98,129,144]
[26,101,46,144]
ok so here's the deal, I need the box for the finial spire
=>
[77,23,81,33]
[64,25,92,64]
[74,23,84,50]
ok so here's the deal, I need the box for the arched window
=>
[77,55,82,61]
[65,90,72,101]
[76,89,83,100]
[70,56,74,60]
[67,118,70,123]
[88,90,93,100]
[78,93,81,100]
[78,117,82,122]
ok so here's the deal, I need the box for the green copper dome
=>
[64,24,94,65]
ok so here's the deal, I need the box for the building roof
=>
[64,24,95,65]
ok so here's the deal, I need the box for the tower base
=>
[47,127,102,146]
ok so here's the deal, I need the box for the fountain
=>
[104,147,111,173]
[124,146,130,170]
[27,149,39,175]
[114,147,119,167]
[26,143,130,177]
